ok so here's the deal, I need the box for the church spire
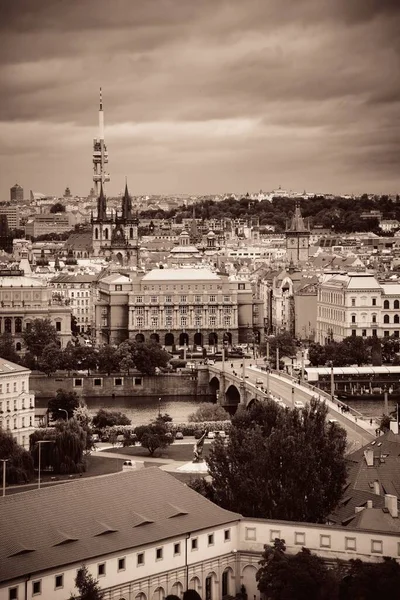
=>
[96,181,107,220]
[287,199,309,232]
[121,180,133,220]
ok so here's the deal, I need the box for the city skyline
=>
[1,0,399,199]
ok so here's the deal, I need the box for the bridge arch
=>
[246,397,259,409]
[209,376,220,396]
[225,384,241,407]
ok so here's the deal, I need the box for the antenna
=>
[99,87,103,111]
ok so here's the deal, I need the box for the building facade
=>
[0,358,35,450]
[1,468,399,600]
[0,269,72,350]
[50,274,97,334]
[24,213,72,239]
[0,205,20,229]
[10,183,23,202]
[91,184,140,267]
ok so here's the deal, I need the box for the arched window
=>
[4,318,11,333]
[15,318,22,333]
[384,300,390,309]
[384,314,390,324]
[104,228,109,240]
[394,314,399,324]
[395,300,400,310]
[15,342,21,352]
[130,227,133,239]
[95,228,99,240]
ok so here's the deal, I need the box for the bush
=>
[165,420,232,436]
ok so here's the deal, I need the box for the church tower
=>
[91,182,113,257]
[285,200,310,264]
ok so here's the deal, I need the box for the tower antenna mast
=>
[92,87,110,195]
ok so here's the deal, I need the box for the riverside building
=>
[0,357,35,450]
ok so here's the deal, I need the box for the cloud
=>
[0,0,399,197]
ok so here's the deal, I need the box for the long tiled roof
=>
[0,468,240,584]
[0,357,29,374]
[142,268,221,281]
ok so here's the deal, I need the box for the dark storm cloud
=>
[0,0,399,196]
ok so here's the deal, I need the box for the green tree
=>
[72,345,97,374]
[117,340,136,374]
[188,402,230,422]
[0,332,21,364]
[22,318,59,361]
[341,336,369,366]
[38,342,63,376]
[48,389,81,420]
[71,315,79,336]
[256,540,338,600]
[60,341,79,374]
[263,333,297,366]
[69,565,104,600]
[135,421,173,456]
[92,408,131,429]
[0,430,34,484]
[50,202,66,213]
[97,345,120,375]
[308,343,327,367]
[30,418,87,474]
[73,405,94,452]
[195,398,347,522]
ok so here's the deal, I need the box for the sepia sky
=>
[0,0,399,199]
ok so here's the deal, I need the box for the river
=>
[83,395,203,425]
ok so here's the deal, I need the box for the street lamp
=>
[57,409,68,421]
[1,459,9,497]
[291,386,295,408]
[36,440,54,490]
[158,397,162,418]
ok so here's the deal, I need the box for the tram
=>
[304,366,400,400]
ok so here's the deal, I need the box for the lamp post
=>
[1,459,8,497]
[36,440,54,490]
[57,409,68,421]
[330,361,335,402]
[301,350,305,381]
[291,386,295,408]
[158,397,162,418]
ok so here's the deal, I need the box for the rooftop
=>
[0,275,44,288]
[142,268,221,281]
[0,357,29,375]
[0,468,240,584]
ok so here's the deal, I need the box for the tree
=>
[48,389,81,420]
[132,341,171,375]
[50,202,65,213]
[30,418,87,474]
[72,345,97,374]
[69,565,104,600]
[71,315,79,336]
[0,332,21,364]
[117,340,136,374]
[195,398,347,523]
[97,345,120,375]
[256,541,338,600]
[188,403,230,422]
[92,408,131,429]
[22,318,59,361]
[38,342,63,376]
[0,430,34,484]
[339,557,400,600]
[73,405,94,452]
[264,333,297,362]
[135,421,173,456]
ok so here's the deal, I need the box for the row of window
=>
[0,416,33,430]
[245,527,390,555]
[136,295,231,304]
[0,381,26,395]
[136,317,232,328]
[74,377,143,388]
[0,319,62,334]
[9,531,232,599]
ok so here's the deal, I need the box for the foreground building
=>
[0,358,35,450]
[1,468,399,600]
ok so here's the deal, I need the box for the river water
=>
[346,397,397,418]
[83,395,202,425]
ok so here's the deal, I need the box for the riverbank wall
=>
[30,368,213,401]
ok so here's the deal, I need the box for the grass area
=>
[102,443,210,462]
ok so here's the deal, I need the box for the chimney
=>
[373,480,380,495]
[385,494,398,518]
[122,460,135,472]
[355,506,365,514]
[364,448,374,466]
[367,500,373,509]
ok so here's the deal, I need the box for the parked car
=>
[175,431,184,440]
[215,431,226,439]
[256,377,263,384]
[205,359,215,365]
[274,399,286,408]
[207,431,216,439]
[92,433,100,443]
[294,400,305,409]
[328,419,339,425]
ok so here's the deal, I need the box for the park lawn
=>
[101,443,210,462]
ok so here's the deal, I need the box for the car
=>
[328,419,339,425]
[215,431,226,439]
[84,339,93,347]
[275,399,286,408]
[256,378,263,384]
[294,400,305,409]
[175,431,184,440]
[92,433,100,443]
[195,346,203,352]
[207,431,216,439]
[205,359,215,365]
[116,434,125,443]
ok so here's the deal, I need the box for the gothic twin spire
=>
[96,181,135,222]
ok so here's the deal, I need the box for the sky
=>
[0,0,399,199]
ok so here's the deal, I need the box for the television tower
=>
[92,87,110,195]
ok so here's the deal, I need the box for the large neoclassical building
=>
[94,267,263,349]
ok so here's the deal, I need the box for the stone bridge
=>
[207,364,376,447]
